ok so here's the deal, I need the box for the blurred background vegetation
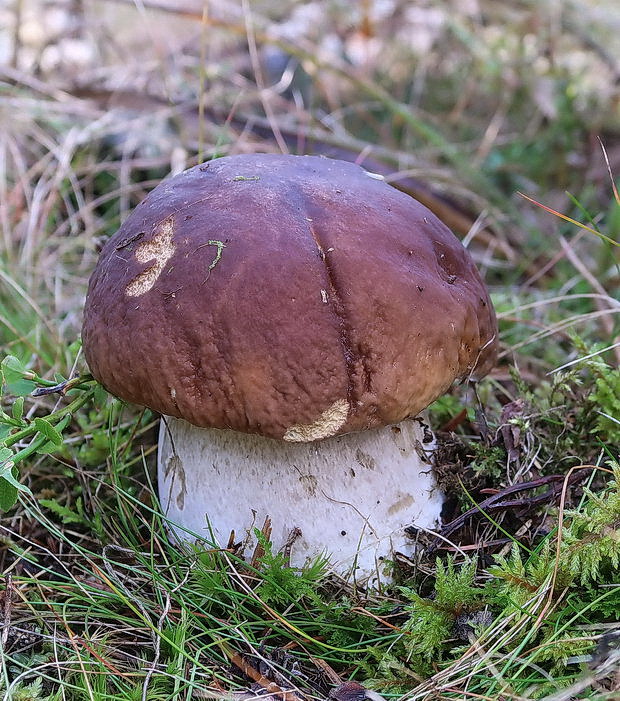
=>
[0,1,619,699]
[1,0,619,369]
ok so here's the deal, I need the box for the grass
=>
[1,0,619,699]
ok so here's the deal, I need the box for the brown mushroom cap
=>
[82,154,497,441]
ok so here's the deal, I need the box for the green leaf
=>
[0,463,21,491]
[93,383,109,406]
[1,355,30,384]
[35,440,59,455]
[39,498,84,525]
[0,478,18,511]
[1,357,36,395]
[33,417,63,446]
[7,379,37,397]
[32,414,71,455]
[11,396,24,421]
[0,448,32,510]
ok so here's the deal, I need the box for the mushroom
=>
[82,154,497,583]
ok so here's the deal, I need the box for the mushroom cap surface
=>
[82,154,497,441]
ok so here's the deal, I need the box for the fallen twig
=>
[431,470,589,550]
[219,641,306,701]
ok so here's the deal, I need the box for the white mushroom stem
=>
[157,416,443,584]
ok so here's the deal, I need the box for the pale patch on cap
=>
[126,218,175,296]
[283,399,349,442]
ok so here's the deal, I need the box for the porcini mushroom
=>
[82,154,497,583]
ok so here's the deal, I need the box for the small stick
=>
[281,528,302,566]
[219,641,305,701]
[310,656,342,685]
[432,470,588,547]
